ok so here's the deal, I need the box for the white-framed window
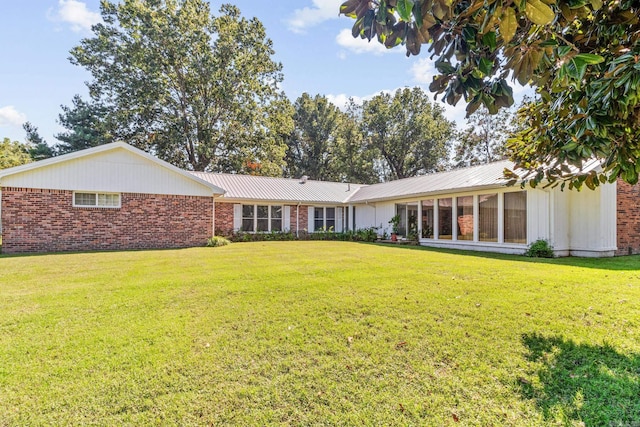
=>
[241,204,283,232]
[314,207,336,231]
[73,192,121,208]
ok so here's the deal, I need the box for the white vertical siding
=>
[1,148,214,196]
[354,204,376,230]
[527,189,550,244]
[233,204,242,231]
[308,206,314,232]
[599,182,617,250]
[566,183,617,255]
[375,202,396,235]
[551,188,570,251]
[283,206,291,231]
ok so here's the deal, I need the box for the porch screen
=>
[457,196,474,240]
[504,191,527,244]
[478,194,498,242]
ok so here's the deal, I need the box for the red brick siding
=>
[1,187,213,254]
[215,202,235,236]
[616,180,640,255]
[289,204,309,233]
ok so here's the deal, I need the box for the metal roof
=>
[346,160,519,203]
[191,172,365,204]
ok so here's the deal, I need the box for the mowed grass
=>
[1,242,639,426]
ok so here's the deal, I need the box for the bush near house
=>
[525,239,555,258]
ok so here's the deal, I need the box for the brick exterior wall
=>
[290,204,309,233]
[1,187,213,254]
[616,180,640,255]
[215,202,235,236]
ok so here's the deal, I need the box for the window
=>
[457,196,474,240]
[73,192,120,208]
[504,191,527,244]
[326,208,336,230]
[478,194,498,242]
[314,208,325,231]
[314,207,338,231]
[242,204,283,232]
[438,198,453,239]
[421,199,434,238]
[271,206,282,232]
[242,205,255,232]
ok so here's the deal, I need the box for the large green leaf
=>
[396,0,414,21]
[499,7,518,43]
[525,0,556,26]
[574,53,605,65]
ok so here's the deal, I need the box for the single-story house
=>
[1,141,638,257]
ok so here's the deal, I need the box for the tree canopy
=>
[23,122,54,161]
[70,0,289,174]
[362,87,454,180]
[340,0,640,188]
[0,138,32,169]
[454,104,518,168]
[55,95,113,155]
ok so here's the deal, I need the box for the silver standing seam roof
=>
[191,160,523,204]
[347,160,518,203]
[191,172,365,204]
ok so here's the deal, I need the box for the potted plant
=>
[389,214,401,242]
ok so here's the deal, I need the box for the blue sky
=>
[0,0,528,145]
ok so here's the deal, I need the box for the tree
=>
[454,105,516,168]
[71,1,287,173]
[361,87,454,181]
[0,138,32,169]
[23,122,53,161]
[339,0,640,188]
[285,93,345,181]
[55,95,113,155]
[333,98,380,184]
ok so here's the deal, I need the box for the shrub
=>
[525,239,554,258]
[206,236,231,247]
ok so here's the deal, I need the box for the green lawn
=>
[1,242,639,426]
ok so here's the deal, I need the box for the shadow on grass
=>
[518,333,640,426]
[373,242,640,271]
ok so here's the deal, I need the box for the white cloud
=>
[0,106,27,128]
[410,58,436,84]
[48,0,101,33]
[287,0,343,33]
[335,29,394,56]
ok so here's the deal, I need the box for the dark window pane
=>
[421,199,434,238]
[271,206,282,219]
[242,219,254,232]
[314,208,324,220]
[257,219,269,232]
[271,219,282,232]
[438,198,452,239]
[257,205,268,218]
[242,205,254,217]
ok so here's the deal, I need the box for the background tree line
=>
[1,0,516,182]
